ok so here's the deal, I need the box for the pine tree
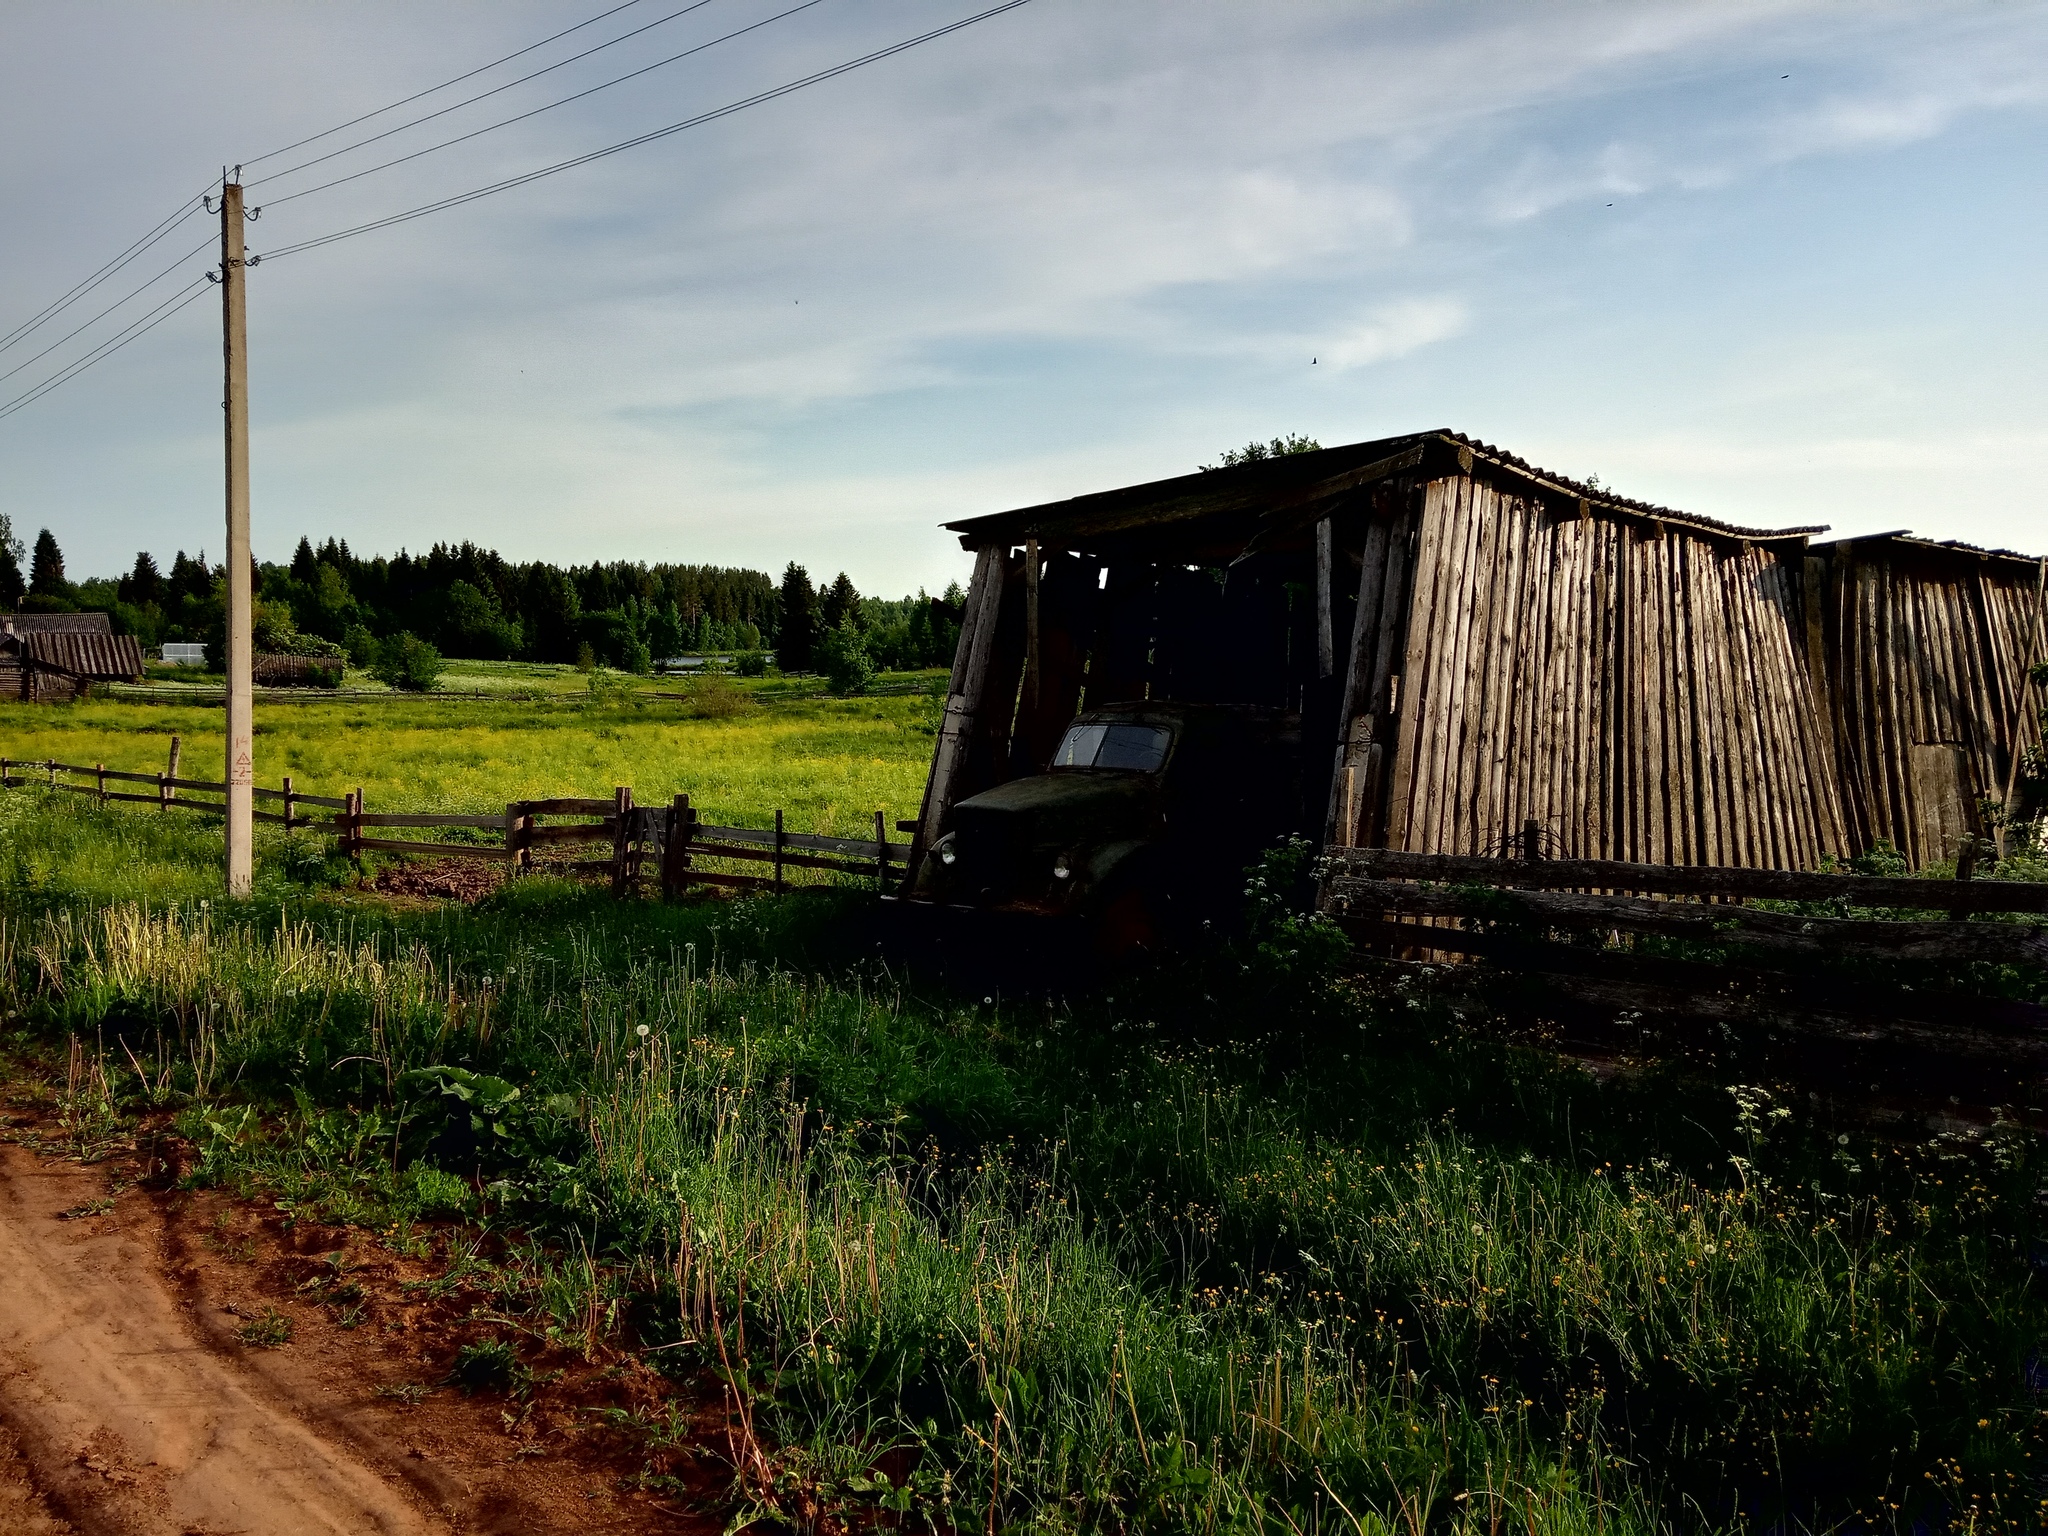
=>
[28,529,66,597]
[290,536,318,584]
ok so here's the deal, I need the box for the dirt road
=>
[0,1141,702,1535]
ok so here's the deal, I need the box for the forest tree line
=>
[1,518,962,676]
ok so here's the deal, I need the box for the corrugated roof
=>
[1,611,113,635]
[21,631,144,680]
[1810,531,2044,569]
[945,429,1829,555]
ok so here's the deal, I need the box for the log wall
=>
[1378,475,1847,867]
[1815,542,2045,867]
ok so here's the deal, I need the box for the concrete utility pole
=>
[219,179,253,895]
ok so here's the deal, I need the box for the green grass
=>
[3,792,2045,1533]
[0,676,942,837]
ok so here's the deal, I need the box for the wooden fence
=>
[1320,828,2048,1054]
[1,751,908,900]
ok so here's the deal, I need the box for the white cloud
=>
[1320,299,1469,371]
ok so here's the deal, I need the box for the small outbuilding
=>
[0,612,145,702]
[909,429,2045,878]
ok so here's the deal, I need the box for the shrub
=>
[574,641,595,673]
[817,622,874,696]
[370,632,442,692]
[341,624,377,668]
[733,649,769,677]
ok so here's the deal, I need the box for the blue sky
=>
[1,0,2042,597]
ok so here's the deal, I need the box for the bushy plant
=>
[733,649,769,677]
[342,624,377,668]
[817,621,874,696]
[370,631,442,692]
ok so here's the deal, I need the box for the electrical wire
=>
[0,279,211,422]
[250,0,728,190]
[243,0,654,167]
[254,0,832,208]
[0,186,214,357]
[257,0,1032,260]
[0,233,216,386]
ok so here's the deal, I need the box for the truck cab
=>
[910,701,1301,954]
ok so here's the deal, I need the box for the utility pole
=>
[219,177,253,895]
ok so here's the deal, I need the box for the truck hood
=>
[950,770,1163,901]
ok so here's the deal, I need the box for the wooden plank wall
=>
[1378,474,1846,867]
[1818,544,2043,867]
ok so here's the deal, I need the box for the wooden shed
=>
[910,430,2044,878]
[0,613,145,702]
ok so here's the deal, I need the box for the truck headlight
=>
[1052,853,1072,880]
[937,838,957,866]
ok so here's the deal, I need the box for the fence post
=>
[506,802,528,875]
[1520,818,1543,862]
[874,809,887,885]
[165,736,181,804]
[1951,834,1979,922]
[610,785,633,898]
[0,757,9,789]
[662,793,694,900]
[96,763,106,807]
[45,759,55,789]
[774,808,785,894]
[282,775,295,830]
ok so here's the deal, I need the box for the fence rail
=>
[1320,825,2048,1051]
[2,747,910,902]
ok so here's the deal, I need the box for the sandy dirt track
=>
[0,1141,702,1535]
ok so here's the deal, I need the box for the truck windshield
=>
[1052,721,1172,772]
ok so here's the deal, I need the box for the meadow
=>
[0,665,944,839]
[1,781,2044,1533]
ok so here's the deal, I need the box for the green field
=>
[0,664,944,838]
[1,714,2044,1532]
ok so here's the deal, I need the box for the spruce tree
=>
[776,563,816,673]
[28,529,66,597]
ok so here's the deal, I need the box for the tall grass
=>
[3,795,2045,1531]
[0,682,937,835]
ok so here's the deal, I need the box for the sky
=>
[0,0,2043,598]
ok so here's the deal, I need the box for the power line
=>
[255,0,832,209]
[0,187,213,358]
[0,279,211,422]
[0,233,216,386]
[250,0,728,190]
[244,0,654,167]
[258,0,1033,260]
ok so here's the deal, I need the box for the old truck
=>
[908,700,1301,953]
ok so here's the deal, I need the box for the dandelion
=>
[636,1023,650,1038]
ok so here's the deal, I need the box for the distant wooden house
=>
[0,613,145,702]
[912,430,2045,876]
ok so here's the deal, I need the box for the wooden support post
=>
[1521,817,1544,862]
[281,774,294,830]
[165,736,181,804]
[506,802,530,874]
[0,758,9,789]
[45,759,55,789]
[1022,535,1041,716]
[909,543,1009,881]
[1952,834,1978,922]
[610,785,633,898]
[774,808,786,893]
[96,763,106,807]
[874,809,887,885]
[1315,516,1335,680]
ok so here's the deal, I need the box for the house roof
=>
[944,429,1830,561]
[1,611,113,635]
[17,631,144,680]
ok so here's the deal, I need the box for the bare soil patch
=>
[0,1133,724,1535]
